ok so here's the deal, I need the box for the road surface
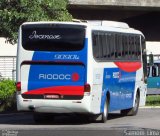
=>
[0,108,160,136]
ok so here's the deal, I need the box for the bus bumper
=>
[16,94,91,114]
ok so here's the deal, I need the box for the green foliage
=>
[146,95,160,106]
[0,79,16,101]
[0,79,16,112]
[0,0,72,44]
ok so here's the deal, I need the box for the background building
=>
[68,0,160,41]
[0,38,17,80]
[68,0,160,56]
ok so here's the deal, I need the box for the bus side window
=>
[92,32,99,58]
[152,66,158,77]
[158,64,160,76]
[147,66,150,77]
[105,33,110,58]
[131,36,135,59]
[114,34,118,58]
[124,35,128,59]
[128,35,132,58]
[107,33,112,59]
[110,33,115,59]
[122,35,125,58]
[97,33,103,58]
[117,34,123,59]
[136,36,141,59]
[102,33,107,58]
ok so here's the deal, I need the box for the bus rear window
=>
[22,24,86,51]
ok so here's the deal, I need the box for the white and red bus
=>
[16,20,147,123]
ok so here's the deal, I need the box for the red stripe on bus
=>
[114,62,141,72]
[23,86,84,96]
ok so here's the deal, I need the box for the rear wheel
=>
[100,99,109,123]
[121,92,140,116]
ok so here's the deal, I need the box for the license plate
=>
[44,94,59,99]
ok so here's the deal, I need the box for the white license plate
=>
[44,94,59,99]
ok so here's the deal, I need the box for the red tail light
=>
[84,84,91,92]
[16,82,21,91]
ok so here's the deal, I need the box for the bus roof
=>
[88,21,143,36]
[87,20,129,29]
[21,20,144,36]
[21,21,88,27]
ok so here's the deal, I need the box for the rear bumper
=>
[17,94,91,114]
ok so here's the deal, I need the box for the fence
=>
[0,56,16,80]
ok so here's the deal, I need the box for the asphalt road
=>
[147,88,160,95]
[0,108,160,136]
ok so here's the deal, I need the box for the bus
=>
[16,20,147,123]
[147,55,160,94]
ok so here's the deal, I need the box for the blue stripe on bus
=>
[28,38,88,91]
[100,68,135,112]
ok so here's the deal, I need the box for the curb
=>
[140,106,160,109]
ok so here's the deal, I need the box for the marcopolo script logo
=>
[54,54,80,60]
[29,31,61,40]
[39,73,80,82]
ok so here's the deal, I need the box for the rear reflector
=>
[16,82,21,91]
[84,84,91,92]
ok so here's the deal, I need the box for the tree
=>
[0,0,72,44]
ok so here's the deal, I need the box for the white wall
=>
[0,37,17,79]
[146,41,160,55]
[0,37,17,56]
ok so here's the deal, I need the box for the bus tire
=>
[121,91,140,116]
[33,113,54,124]
[100,99,109,123]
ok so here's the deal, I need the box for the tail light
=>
[16,82,21,91]
[84,84,91,92]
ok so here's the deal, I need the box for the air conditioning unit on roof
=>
[87,20,130,29]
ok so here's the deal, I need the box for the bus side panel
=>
[90,68,104,114]
[101,68,136,112]
[135,68,147,106]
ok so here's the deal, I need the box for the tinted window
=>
[22,24,86,51]
[92,31,142,61]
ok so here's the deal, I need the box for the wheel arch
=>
[133,87,140,107]
[106,91,110,104]
[137,88,140,97]
[100,90,110,113]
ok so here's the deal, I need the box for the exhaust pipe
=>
[28,105,35,111]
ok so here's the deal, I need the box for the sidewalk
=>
[140,106,160,109]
